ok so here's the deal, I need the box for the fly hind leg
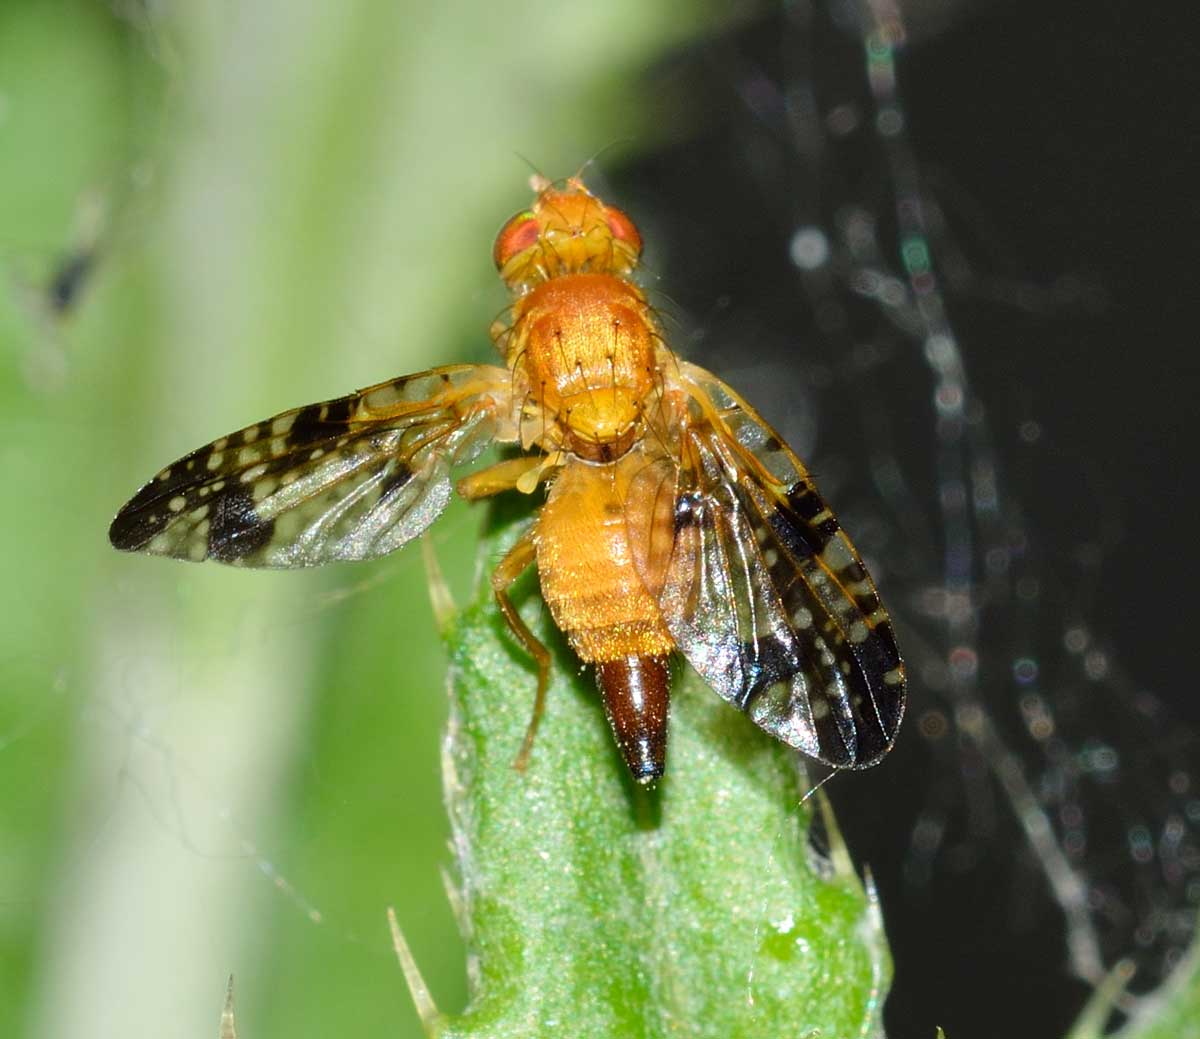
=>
[491,529,550,772]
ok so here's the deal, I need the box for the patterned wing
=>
[629,362,905,768]
[109,364,510,568]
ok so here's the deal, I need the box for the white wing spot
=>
[365,384,402,408]
[238,447,262,466]
[156,468,171,482]
[793,607,814,629]
[243,426,260,444]
[169,496,187,512]
[821,536,854,572]
[241,463,268,484]
[309,448,325,460]
[207,452,225,471]
[211,480,226,493]
[848,620,869,644]
[271,414,296,435]
[763,548,779,568]
[884,667,904,686]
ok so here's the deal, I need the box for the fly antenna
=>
[573,139,634,184]
[513,152,550,193]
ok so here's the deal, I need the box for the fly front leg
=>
[491,528,550,772]
[457,455,543,501]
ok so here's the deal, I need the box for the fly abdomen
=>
[535,455,673,661]
[595,655,670,784]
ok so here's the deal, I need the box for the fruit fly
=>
[109,175,906,784]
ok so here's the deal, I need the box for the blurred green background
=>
[0,3,728,1035]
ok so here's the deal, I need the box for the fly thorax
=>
[560,386,642,462]
[508,273,659,460]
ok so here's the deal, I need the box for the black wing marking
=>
[629,363,905,768]
[109,364,509,568]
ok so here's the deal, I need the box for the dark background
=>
[617,2,1200,1036]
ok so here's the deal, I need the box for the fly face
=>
[493,175,643,292]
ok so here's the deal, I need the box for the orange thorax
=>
[507,272,657,462]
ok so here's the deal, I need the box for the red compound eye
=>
[493,211,540,269]
[604,206,642,256]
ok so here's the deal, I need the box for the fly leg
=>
[461,456,554,771]
[490,528,550,772]
[424,458,542,630]
[457,455,543,500]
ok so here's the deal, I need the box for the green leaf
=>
[432,507,890,1038]
[1119,939,1200,1039]
[1063,926,1200,1039]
